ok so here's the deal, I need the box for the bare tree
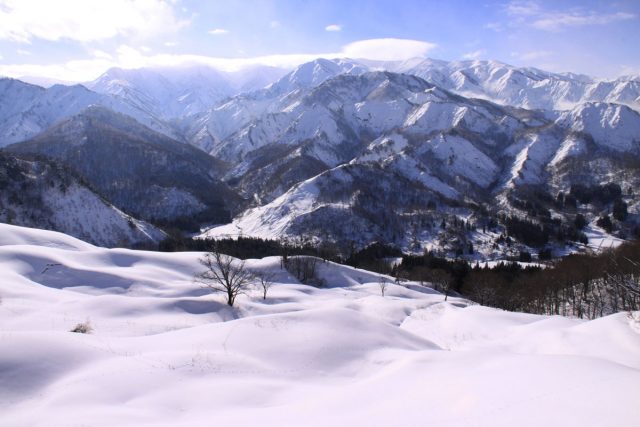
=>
[195,248,254,307]
[255,271,276,300]
[426,268,453,301]
[379,277,389,297]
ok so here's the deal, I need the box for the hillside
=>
[0,152,163,247]
[6,106,242,229]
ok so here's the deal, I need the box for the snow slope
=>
[1,224,639,426]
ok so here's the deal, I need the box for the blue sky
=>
[0,0,638,82]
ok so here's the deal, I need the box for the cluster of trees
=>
[194,241,330,306]
[282,256,323,286]
[160,234,340,261]
[395,241,639,318]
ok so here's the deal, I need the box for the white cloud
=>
[462,49,486,60]
[0,58,113,82]
[90,49,113,60]
[164,41,178,47]
[341,38,437,61]
[208,28,229,35]
[0,0,190,43]
[0,54,3,60]
[506,1,541,17]
[270,21,280,29]
[325,24,342,32]
[532,11,635,31]
[17,49,31,56]
[0,38,438,82]
[484,22,503,32]
[506,1,636,32]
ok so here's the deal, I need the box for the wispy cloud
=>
[512,50,553,61]
[0,0,190,43]
[506,1,636,32]
[484,22,503,32]
[532,11,635,31]
[208,28,229,35]
[17,49,31,56]
[462,49,486,60]
[164,41,178,47]
[270,21,281,29]
[325,24,342,32]
[506,1,541,17]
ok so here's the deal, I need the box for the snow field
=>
[1,223,639,426]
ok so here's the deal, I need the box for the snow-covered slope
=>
[195,71,540,204]
[556,102,640,152]
[0,153,164,247]
[1,224,639,426]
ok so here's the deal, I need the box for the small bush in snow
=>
[379,277,388,297]
[70,321,93,334]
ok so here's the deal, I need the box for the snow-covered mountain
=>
[2,57,639,252]
[6,106,242,228]
[87,64,288,119]
[0,152,163,247]
[199,70,640,251]
[392,58,640,112]
[188,69,547,201]
[0,78,176,147]
[182,58,370,151]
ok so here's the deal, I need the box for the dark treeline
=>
[159,234,342,261]
[396,240,640,318]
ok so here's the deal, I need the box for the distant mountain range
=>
[1,58,638,253]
